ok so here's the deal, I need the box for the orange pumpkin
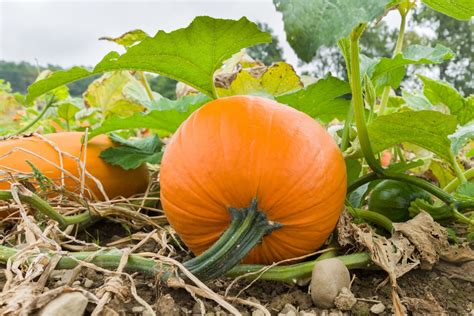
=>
[0,132,149,200]
[160,96,346,264]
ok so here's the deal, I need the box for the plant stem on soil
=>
[0,245,372,283]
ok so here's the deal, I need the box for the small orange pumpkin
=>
[160,96,346,264]
[0,132,149,200]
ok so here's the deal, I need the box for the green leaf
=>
[89,94,210,139]
[370,44,454,90]
[27,67,92,103]
[94,17,271,98]
[455,181,474,199]
[419,75,473,125]
[100,134,163,170]
[99,29,150,48]
[346,159,362,186]
[429,160,455,188]
[422,0,474,21]
[449,123,474,155]
[276,76,351,123]
[83,71,151,117]
[401,90,433,110]
[26,17,271,102]
[367,110,458,161]
[57,102,80,121]
[216,62,302,97]
[273,0,389,62]
[387,96,405,108]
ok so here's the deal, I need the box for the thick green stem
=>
[450,153,467,183]
[0,245,372,283]
[226,252,373,282]
[183,199,282,281]
[13,97,55,136]
[378,12,407,116]
[350,25,384,175]
[348,172,379,193]
[349,207,394,232]
[0,190,94,229]
[444,168,474,193]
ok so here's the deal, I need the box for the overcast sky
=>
[0,0,401,69]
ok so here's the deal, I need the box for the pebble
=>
[39,292,88,316]
[132,306,145,313]
[279,303,297,316]
[310,258,351,308]
[252,310,266,316]
[83,278,93,288]
[370,303,386,314]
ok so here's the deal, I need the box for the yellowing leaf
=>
[83,71,154,117]
[99,29,149,48]
[0,90,22,129]
[216,62,302,97]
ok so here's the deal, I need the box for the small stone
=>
[132,306,145,313]
[310,258,351,308]
[39,292,88,316]
[156,294,180,315]
[252,310,265,316]
[279,303,297,316]
[370,303,385,314]
[83,278,93,288]
[334,287,357,311]
[72,280,81,287]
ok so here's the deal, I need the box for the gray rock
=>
[310,258,351,308]
[370,303,385,314]
[39,292,88,316]
[252,310,266,316]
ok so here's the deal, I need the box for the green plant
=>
[0,0,472,285]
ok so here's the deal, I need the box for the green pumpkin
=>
[368,180,432,222]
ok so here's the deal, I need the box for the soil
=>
[25,221,474,315]
[0,219,472,315]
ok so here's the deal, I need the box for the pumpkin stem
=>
[183,198,282,281]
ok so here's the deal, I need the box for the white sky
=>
[0,0,401,69]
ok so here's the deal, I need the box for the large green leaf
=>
[369,44,454,90]
[26,17,271,102]
[100,134,163,170]
[367,110,458,161]
[88,94,210,139]
[419,75,473,125]
[422,0,474,21]
[276,76,351,123]
[273,0,389,62]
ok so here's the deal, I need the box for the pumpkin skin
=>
[0,132,149,200]
[160,96,346,264]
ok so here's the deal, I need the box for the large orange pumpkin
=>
[160,96,346,265]
[0,132,149,200]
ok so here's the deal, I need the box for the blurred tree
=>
[147,75,178,99]
[0,61,95,96]
[304,5,472,95]
[407,5,473,95]
[246,22,284,65]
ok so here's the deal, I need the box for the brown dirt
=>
[26,221,473,315]
[0,219,472,315]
